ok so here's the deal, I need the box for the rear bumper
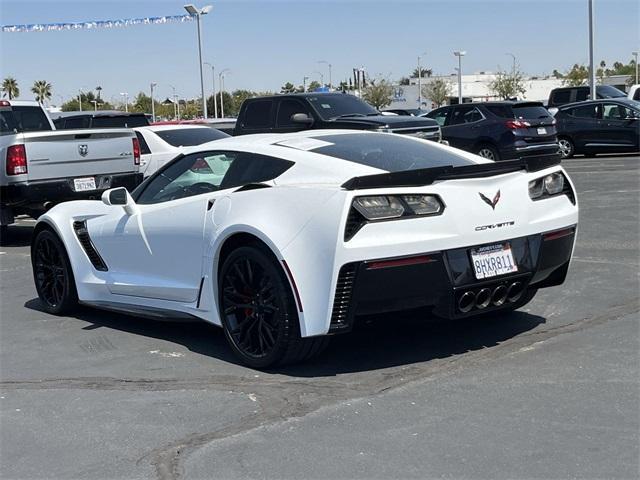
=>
[502,142,560,160]
[328,226,576,333]
[0,172,143,209]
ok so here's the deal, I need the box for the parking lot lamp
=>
[78,89,83,111]
[417,51,427,108]
[120,92,128,112]
[184,4,212,119]
[219,68,230,118]
[588,0,595,100]
[453,50,466,104]
[150,82,157,122]
[91,100,98,111]
[318,60,332,89]
[633,51,639,84]
[204,62,217,118]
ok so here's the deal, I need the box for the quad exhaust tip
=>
[458,281,526,313]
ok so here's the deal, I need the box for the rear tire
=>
[218,245,328,369]
[558,137,574,159]
[31,229,78,315]
[476,144,500,161]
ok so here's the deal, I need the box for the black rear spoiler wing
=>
[341,154,561,190]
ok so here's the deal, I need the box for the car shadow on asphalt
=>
[0,224,33,247]
[25,298,545,376]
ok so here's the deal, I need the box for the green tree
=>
[552,69,564,79]
[2,77,19,99]
[361,79,394,109]
[412,67,432,78]
[307,80,321,92]
[422,78,452,107]
[399,77,410,86]
[488,68,527,100]
[280,82,296,94]
[131,92,152,113]
[562,64,589,86]
[31,80,52,104]
[210,91,234,118]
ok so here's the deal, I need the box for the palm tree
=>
[2,77,20,99]
[31,80,52,104]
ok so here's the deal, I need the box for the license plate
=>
[537,127,547,135]
[470,243,518,280]
[73,177,96,192]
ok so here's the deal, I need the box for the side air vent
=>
[73,221,108,271]
[329,263,357,332]
[344,207,366,241]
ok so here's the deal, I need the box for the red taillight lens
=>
[132,137,141,165]
[6,144,27,175]
[505,120,531,129]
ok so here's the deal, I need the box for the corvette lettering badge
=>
[479,190,500,210]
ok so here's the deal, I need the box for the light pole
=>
[218,68,230,118]
[184,4,212,119]
[453,50,466,104]
[303,75,309,92]
[313,70,324,87]
[78,89,83,111]
[204,62,217,118]
[318,60,332,89]
[633,51,639,84]
[150,82,157,122]
[417,51,427,109]
[120,92,129,112]
[588,0,596,100]
[91,100,98,111]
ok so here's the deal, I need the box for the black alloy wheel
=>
[32,229,78,314]
[219,245,328,368]
[558,137,575,159]
[476,144,500,161]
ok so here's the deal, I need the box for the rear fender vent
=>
[73,221,108,271]
[329,263,358,333]
[344,207,366,241]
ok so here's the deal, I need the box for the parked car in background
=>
[425,101,559,161]
[152,118,237,135]
[134,125,229,177]
[553,98,640,158]
[382,108,427,116]
[627,84,640,101]
[234,93,441,142]
[547,85,627,109]
[51,110,149,129]
[0,100,141,230]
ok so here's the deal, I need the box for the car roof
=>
[1,100,41,107]
[50,110,146,119]
[246,92,351,101]
[558,98,639,109]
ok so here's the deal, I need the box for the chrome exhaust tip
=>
[475,288,492,309]
[458,291,476,313]
[507,282,524,303]
[492,285,508,306]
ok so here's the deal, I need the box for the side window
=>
[135,131,152,155]
[427,108,449,126]
[137,151,235,204]
[634,90,640,101]
[219,153,293,189]
[449,106,473,126]
[552,90,571,104]
[276,99,310,127]
[602,103,631,120]
[243,100,273,128]
[575,89,589,102]
[566,104,598,119]
[463,107,483,123]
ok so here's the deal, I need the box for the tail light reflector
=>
[505,120,531,129]
[543,228,574,241]
[6,144,27,175]
[132,137,141,165]
[366,255,435,270]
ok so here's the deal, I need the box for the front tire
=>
[476,144,500,161]
[218,245,328,369]
[31,229,78,314]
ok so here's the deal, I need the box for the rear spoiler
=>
[341,154,561,190]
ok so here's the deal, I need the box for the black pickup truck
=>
[234,93,441,141]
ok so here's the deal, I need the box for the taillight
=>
[505,120,531,129]
[6,144,27,175]
[132,137,140,165]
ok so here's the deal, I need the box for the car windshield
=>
[597,85,626,98]
[309,133,473,171]
[307,95,378,120]
[155,128,230,147]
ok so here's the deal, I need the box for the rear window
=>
[92,115,149,128]
[512,105,552,119]
[308,133,473,172]
[0,109,18,135]
[5,106,52,132]
[485,105,513,118]
[155,128,229,147]
[597,85,626,98]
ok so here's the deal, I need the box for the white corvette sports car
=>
[31,130,578,368]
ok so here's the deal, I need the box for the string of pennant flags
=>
[1,14,194,33]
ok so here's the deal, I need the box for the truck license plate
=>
[471,243,518,280]
[537,127,547,135]
[73,177,97,192]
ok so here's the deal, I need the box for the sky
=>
[1,0,639,104]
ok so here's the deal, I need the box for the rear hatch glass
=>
[92,115,149,128]
[155,128,229,147]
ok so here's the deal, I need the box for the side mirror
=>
[101,187,137,215]
[291,113,314,125]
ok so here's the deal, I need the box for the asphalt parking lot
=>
[1,154,638,480]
